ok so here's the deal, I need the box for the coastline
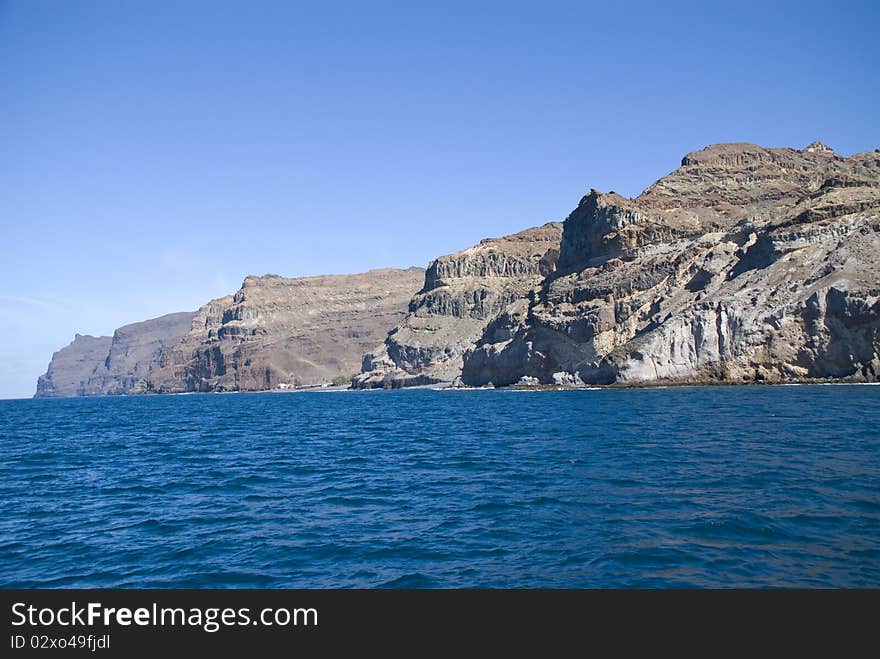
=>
[22,376,880,401]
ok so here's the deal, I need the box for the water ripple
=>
[1,385,878,587]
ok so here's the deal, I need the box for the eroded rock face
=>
[35,334,113,397]
[145,268,424,393]
[353,223,563,388]
[34,312,195,397]
[36,141,880,394]
[463,142,880,386]
[36,269,423,396]
[87,312,197,395]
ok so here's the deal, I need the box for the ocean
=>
[1,386,878,588]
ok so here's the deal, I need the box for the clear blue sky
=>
[1,0,877,398]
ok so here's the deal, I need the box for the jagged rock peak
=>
[802,141,835,154]
[576,189,638,209]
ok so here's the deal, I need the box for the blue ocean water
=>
[1,386,878,588]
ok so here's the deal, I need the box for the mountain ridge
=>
[462,141,880,387]
[36,141,880,396]
[35,268,424,397]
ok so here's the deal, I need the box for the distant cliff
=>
[144,268,424,393]
[35,268,423,397]
[37,141,880,395]
[35,334,113,397]
[35,312,195,397]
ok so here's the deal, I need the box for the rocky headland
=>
[35,268,423,396]
[462,142,880,386]
[36,334,113,398]
[36,141,880,396]
[35,312,195,397]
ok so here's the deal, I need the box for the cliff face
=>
[34,312,195,397]
[35,334,113,397]
[36,141,880,395]
[36,269,422,397]
[462,142,880,386]
[144,268,424,393]
[353,223,563,388]
[85,312,197,395]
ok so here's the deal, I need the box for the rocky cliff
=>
[35,334,113,397]
[462,142,880,386]
[36,269,423,396]
[353,223,563,388]
[143,268,424,393]
[34,312,195,397]
[86,312,197,395]
[37,141,880,395]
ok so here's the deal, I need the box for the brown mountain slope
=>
[145,268,424,393]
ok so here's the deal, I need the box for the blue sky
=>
[1,0,877,398]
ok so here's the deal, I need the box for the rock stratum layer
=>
[353,223,563,388]
[462,142,880,386]
[37,141,880,395]
[145,268,424,393]
[36,268,423,396]
[35,334,113,398]
[35,313,195,397]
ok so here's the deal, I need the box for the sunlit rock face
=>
[462,142,880,387]
[37,269,424,396]
[145,268,425,393]
[353,223,563,389]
